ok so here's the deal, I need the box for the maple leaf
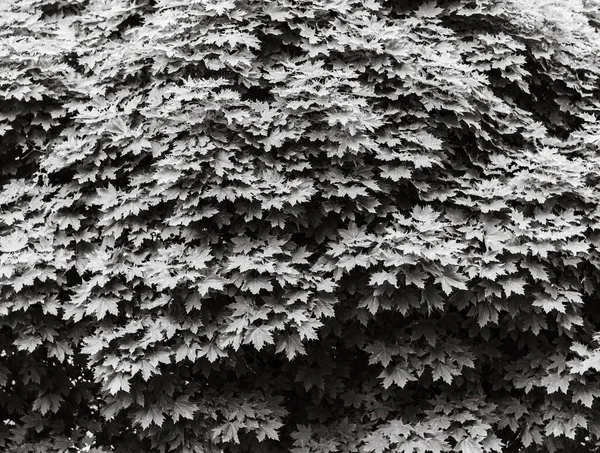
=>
[380,420,413,440]
[85,297,119,320]
[213,150,234,176]
[0,232,28,253]
[572,386,600,408]
[359,294,381,314]
[174,343,197,362]
[499,278,526,297]
[185,292,203,312]
[146,350,171,367]
[481,435,504,453]
[521,425,543,447]
[131,360,157,381]
[32,394,63,415]
[106,375,131,395]
[540,372,571,394]
[362,432,390,453]
[369,270,398,286]
[455,437,484,453]
[522,260,550,281]
[532,295,566,313]
[295,319,322,341]
[381,165,412,181]
[431,362,456,384]
[411,204,441,225]
[213,421,243,444]
[172,398,199,422]
[94,183,120,208]
[48,341,73,362]
[313,297,336,318]
[243,276,274,294]
[244,325,275,351]
[379,366,415,389]
[411,322,438,345]
[257,419,283,441]
[291,424,313,447]
[14,335,43,352]
[477,303,499,327]
[435,269,468,295]
[205,0,237,15]
[423,286,445,311]
[337,253,371,271]
[404,268,428,288]
[198,342,228,362]
[136,407,166,429]
[365,342,395,367]
[275,334,306,360]
[82,336,107,356]
[187,247,213,269]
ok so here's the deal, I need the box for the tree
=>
[1,0,600,452]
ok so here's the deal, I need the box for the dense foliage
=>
[1,0,600,452]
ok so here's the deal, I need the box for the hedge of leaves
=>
[1,0,600,452]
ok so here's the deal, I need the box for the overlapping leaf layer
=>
[1,1,600,452]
